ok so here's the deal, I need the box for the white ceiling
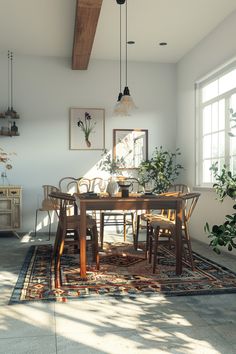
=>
[0,0,236,63]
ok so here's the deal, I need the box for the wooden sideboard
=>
[0,185,22,237]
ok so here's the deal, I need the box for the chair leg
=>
[123,214,127,242]
[131,212,135,245]
[92,225,99,270]
[100,212,104,249]
[135,214,140,250]
[152,226,160,273]
[47,210,51,241]
[34,209,39,237]
[184,226,195,271]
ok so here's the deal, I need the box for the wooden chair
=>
[148,192,200,272]
[135,184,190,253]
[100,177,142,249]
[49,191,99,288]
[34,185,60,240]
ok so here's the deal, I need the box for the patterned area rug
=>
[9,243,236,303]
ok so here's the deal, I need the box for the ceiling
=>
[0,0,236,64]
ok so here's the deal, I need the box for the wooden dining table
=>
[76,194,184,279]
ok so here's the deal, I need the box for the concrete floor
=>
[0,230,236,354]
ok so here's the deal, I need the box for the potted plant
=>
[97,149,127,196]
[205,162,236,253]
[137,146,184,194]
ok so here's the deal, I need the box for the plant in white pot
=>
[97,149,126,196]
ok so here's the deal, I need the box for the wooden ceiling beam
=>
[72,0,103,70]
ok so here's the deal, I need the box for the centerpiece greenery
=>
[137,146,184,194]
[204,162,236,254]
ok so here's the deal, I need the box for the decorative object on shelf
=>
[114,0,137,115]
[69,108,105,150]
[5,51,20,119]
[0,51,20,137]
[138,146,183,194]
[11,121,18,134]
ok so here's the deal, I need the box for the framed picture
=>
[69,108,105,150]
[113,129,148,169]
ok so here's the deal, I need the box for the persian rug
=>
[9,243,236,303]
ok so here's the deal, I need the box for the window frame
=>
[195,60,236,188]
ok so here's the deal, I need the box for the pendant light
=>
[118,0,136,114]
[114,1,126,115]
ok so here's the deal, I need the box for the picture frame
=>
[69,108,105,150]
[113,129,148,169]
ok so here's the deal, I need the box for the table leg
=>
[175,199,183,275]
[80,204,87,279]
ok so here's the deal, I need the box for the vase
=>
[106,176,118,197]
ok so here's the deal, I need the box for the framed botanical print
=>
[69,108,105,150]
[113,129,148,169]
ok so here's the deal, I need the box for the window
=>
[196,62,236,187]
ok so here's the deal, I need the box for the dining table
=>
[76,193,184,279]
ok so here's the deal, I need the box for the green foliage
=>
[210,162,236,201]
[97,149,126,175]
[205,161,236,254]
[137,146,183,194]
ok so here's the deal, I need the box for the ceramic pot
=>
[106,177,118,197]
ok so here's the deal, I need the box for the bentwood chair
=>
[100,177,142,249]
[34,185,60,240]
[49,191,99,288]
[135,184,190,253]
[148,192,200,272]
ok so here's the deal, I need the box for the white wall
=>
[0,55,177,233]
[177,10,236,253]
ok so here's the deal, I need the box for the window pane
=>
[202,105,211,134]
[203,135,211,158]
[219,69,236,95]
[219,99,225,130]
[212,133,218,158]
[203,160,212,183]
[202,80,218,103]
[211,102,219,132]
[230,156,236,175]
[219,132,225,157]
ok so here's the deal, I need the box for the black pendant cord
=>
[119,4,122,94]
[125,0,127,88]
[11,51,14,111]
[7,51,11,111]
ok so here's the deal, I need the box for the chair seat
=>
[66,214,96,229]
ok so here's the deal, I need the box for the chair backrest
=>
[58,177,82,194]
[168,184,190,193]
[181,192,200,224]
[49,191,76,217]
[78,177,107,193]
[41,185,60,210]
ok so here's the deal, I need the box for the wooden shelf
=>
[0,131,19,137]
